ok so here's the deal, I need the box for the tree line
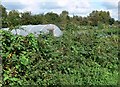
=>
[0,5,119,29]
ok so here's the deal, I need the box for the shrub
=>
[0,25,119,86]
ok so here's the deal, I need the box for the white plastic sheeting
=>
[1,24,63,37]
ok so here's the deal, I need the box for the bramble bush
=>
[0,24,119,86]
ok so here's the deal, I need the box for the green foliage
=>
[21,11,33,25]
[44,12,61,25]
[7,10,21,29]
[31,14,44,25]
[1,4,118,29]
[88,10,111,26]
[0,5,7,28]
[0,24,119,86]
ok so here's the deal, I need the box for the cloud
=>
[38,1,62,9]
[1,0,119,20]
[2,2,26,10]
[102,0,119,9]
[102,2,117,9]
[100,0,119,20]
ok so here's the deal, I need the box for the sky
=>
[1,0,120,20]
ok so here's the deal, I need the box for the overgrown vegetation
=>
[0,4,119,86]
[0,23,119,86]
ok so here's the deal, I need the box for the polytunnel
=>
[1,24,63,37]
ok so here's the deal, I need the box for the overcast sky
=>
[1,0,119,20]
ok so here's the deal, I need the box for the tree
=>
[98,11,111,24]
[88,10,112,26]
[31,14,44,25]
[72,16,79,25]
[109,18,115,25]
[0,5,7,28]
[88,10,99,26]
[82,17,88,26]
[21,11,32,25]
[60,11,70,29]
[0,5,7,17]
[44,12,60,25]
[7,10,21,29]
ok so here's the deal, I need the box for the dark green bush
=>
[0,25,119,86]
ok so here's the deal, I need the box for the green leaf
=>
[20,56,29,65]
[10,78,19,81]
[3,74,9,81]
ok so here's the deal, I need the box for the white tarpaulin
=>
[1,24,63,37]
